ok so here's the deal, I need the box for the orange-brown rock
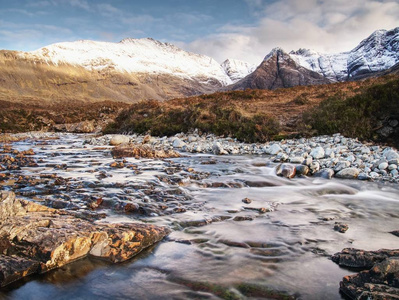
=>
[0,191,170,286]
[112,144,181,159]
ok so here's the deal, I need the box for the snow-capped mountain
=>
[290,27,399,81]
[221,59,256,83]
[22,38,233,86]
[229,47,330,91]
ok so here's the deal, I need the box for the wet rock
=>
[0,191,170,287]
[276,163,296,178]
[332,248,399,269]
[334,222,349,233]
[336,168,360,179]
[0,255,40,287]
[390,230,399,238]
[112,144,181,159]
[339,257,399,300]
[295,165,309,176]
[242,197,252,204]
[314,168,335,179]
[110,135,130,146]
[233,216,255,221]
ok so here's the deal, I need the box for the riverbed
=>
[1,133,398,299]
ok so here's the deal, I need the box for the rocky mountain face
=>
[221,59,256,83]
[229,48,331,90]
[290,27,399,81]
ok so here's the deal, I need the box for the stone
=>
[112,144,181,159]
[268,144,282,155]
[378,162,388,170]
[309,162,320,174]
[310,147,325,159]
[314,168,334,179]
[242,198,252,204]
[389,164,398,170]
[212,142,228,155]
[357,173,369,180]
[173,138,186,148]
[289,156,303,164]
[0,191,170,287]
[334,161,351,172]
[332,248,399,269]
[295,165,309,176]
[336,168,360,179]
[302,157,312,166]
[75,120,96,133]
[383,150,399,161]
[110,135,130,146]
[338,257,399,300]
[334,222,349,233]
[276,163,296,178]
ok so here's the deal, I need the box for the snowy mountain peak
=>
[23,38,232,86]
[263,47,286,61]
[290,26,399,81]
[221,58,256,83]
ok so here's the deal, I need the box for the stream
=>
[1,134,398,299]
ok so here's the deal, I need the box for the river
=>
[1,134,398,299]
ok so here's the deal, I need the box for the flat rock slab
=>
[0,191,170,287]
[332,248,399,299]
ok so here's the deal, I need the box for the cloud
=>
[184,0,399,65]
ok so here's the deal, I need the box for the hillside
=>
[105,75,399,146]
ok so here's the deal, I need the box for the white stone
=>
[109,135,130,146]
[310,147,325,159]
[378,162,389,170]
[173,138,186,148]
[268,144,282,155]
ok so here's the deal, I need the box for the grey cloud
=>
[184,0,399,64]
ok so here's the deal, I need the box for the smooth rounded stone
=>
[336,168,360,179]
[276,163,296,178]
[357,173,369,180]
[383,150,399,161]
[310,147,325,159]
[309,162,320,174]
[295,165,309,176]
[289,156,304,164]
[268,144,282,155]
[364,167,371,173]
[276,153,289,162]
[110,135,130,146]
[314,168,334,179]
[389,158,399,165]
[391,169,399,177]
[173,138,186,148]
[378,162,389,170]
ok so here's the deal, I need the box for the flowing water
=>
[1,134,399,300]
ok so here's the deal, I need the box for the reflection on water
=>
[1,134,399,299]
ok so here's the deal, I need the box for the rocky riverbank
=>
[0,191,169,287]
[87,132,399,183]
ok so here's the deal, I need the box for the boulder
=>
[336,168,360,179]
[0,191,170,287]
[276,163,296,178]
[314,168,335,179]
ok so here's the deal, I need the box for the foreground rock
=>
[332,248,399,299]
[0,191,170,287]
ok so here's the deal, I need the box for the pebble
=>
[85,133,399,183]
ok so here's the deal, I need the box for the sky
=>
[0,0,398,65]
